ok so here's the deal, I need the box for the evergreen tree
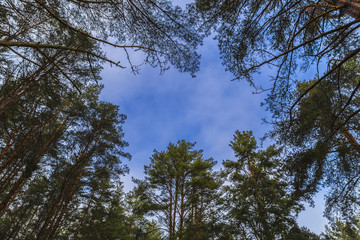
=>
[0,85,130,239]
[222,130,301,240]
[0,1,204,237]
[1,0,202,81]
[272,57,360,220]
[322,218,360,240]
[282,226,321,240]
[133,140,221,239]
[193,0,360,230]
[195,0,360,115]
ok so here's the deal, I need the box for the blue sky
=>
[99,2,328,233]
[100,37,270,187]
[100,36,328,234]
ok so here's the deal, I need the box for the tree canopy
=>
[194,0,360,222]
[0,1,205,238]
[3,0,360,238]
[196,0,360,113]
[133,140,221,240]
[271,57,360,220]
[221,130,301,239]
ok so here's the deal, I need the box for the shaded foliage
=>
[133,140,222,240]
[272,58,360,220]
[221,130,302,239]
[195,0,360,114]
[322,218,360,240]
[0,1,205,238]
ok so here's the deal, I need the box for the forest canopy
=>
[1,0,360,239]
[0,0,203,238]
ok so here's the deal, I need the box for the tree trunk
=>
[0,115,69,216]
[179,177,185,231]
[172,178,179,237]
[36,135,95,239]
[73,191,94,240]
[327,0,360,19]
[340,127,360,155]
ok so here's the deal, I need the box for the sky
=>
[100,37,270,188]
[99,2,328,234]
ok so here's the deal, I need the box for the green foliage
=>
[322,219,360,240]
[4,0,357,237]
[193,2,360,225]
[222,130,301,240]
[0,1,205,238]
[75,189,130,240]
[272,57,360,220]
[134,140,221,239]
[194,0,360,113]
[1,0,203,78]
[0,84,131,239]
[282,226,321,240]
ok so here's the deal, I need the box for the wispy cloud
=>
[100,37,270,182]
[100,37,326,233]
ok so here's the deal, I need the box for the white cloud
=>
[100,37,270,171]
[100,37,326,235]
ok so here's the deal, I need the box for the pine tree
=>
[0,85,130,239]
[222,130,301,240]
[322,218,360,240]
[195,0,360,115]
[133,140,220,239]
[272,57,360,220]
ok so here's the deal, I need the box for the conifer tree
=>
[272,57,360,220]
[222,130,301,240]
[195,0,360,115]
[133,140,221,239]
